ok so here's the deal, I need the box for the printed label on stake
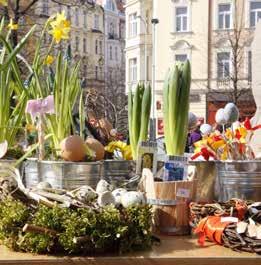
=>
[176,188,190,198]
[221,217,238,223]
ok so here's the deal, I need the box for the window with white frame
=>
[107,0,115,11]
[94,14,99,30]
[83,65,87,77]
[250,1,261,27]
[99,41,103,54]
[95,40,98,54]
[95,66,98,79]
[75,8,79,26]
[218,4,231,29]
[115,47,118,61]
[248,51,252,82]
[75,36,79,52]
[83,10,87,28]
[42,0,49,15]
[217,52,231,79]
[176,7,188,32]
[109,46,113,60]
[129,58,137,82]
[128,13,137,37]
[83,38,87,53]
[67,6,71,20]
[175,54,188,62]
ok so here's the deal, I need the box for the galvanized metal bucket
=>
[216,161,261,201]
[23,160,102,190]
[0,159,18,167]
[102,160,136,188]
[188,161,218,202]
[38,161,102,190]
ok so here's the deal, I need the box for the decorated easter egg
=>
[112,188,127,205]
[121,191,145,208]
[215,108,226,125]
[224,103,239,124]
[96,179,113,194]
[97,191,115,207]
[200,123,212,136]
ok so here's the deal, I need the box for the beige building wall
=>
[154,0,209,129]
[125,0,153,91]
[125,0,209,136]
[125,0,256,135]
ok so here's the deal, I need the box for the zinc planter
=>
[102,160,136,188]
[24,160,102,190]
[216,161,261,202]
[189,161,218,202]
[23,158,39,188]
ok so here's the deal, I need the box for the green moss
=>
[0,198,153,255]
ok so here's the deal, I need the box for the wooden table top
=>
[0,236,260,265]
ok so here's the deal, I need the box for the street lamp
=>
[137,15,148,85]
[151,18,159,141]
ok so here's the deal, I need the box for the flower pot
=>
[148,179,197,235]
[102,160,136,188]
[23,158,39,188]
[188,161,218,202]
[216,161,261,201]
[23,160,102,190]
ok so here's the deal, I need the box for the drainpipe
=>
[207,0,212,123]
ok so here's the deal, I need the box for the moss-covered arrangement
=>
[0,198,153,255]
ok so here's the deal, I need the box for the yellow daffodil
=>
[0,0,7,6]
[7,19,18,30]
[45,55,55,65]
[105,141,132,160]
[49,11,71,43]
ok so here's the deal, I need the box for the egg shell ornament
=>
[121,191,145,208]
[200,123,212,136]
[0,140,8,159]
[215,108,227,125]
[73,185,98,203]
[97,191,116,207]
[224,103,239,124]
[112,188,127,205]
[96,179,113,194]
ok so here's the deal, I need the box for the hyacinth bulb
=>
[215,108,227,125]
[224,103,239,124]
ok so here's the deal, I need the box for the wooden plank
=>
[0,236,260,265]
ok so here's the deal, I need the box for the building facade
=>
[33,0,106,91]
[96,0,127,131]
[125,0,257,136]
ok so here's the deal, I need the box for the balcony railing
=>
[217,78,230,88]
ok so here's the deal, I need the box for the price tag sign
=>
[221,217,238,223]
[176,188,190,198]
